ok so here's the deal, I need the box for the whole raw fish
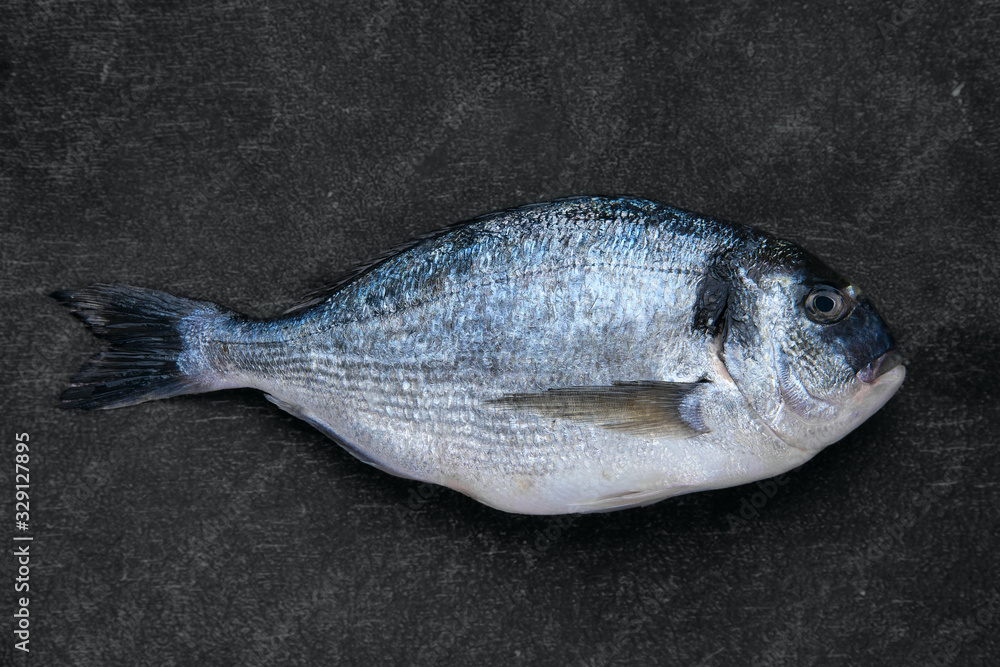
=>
[54,197,905,514]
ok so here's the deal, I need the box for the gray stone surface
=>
[2,1,997,665]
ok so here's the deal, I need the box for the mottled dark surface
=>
[2,1,998,665]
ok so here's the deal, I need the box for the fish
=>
[53,196,905,514]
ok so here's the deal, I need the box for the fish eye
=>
[804,286,849,324]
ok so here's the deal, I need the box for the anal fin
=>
[263,394,414,480]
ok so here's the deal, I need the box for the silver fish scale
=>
[202,197,794,512]
[58,196,905,513]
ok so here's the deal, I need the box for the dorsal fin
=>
[281,197,657,315]
[281,223,463,315]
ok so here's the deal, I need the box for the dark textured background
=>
[2,1,998,665]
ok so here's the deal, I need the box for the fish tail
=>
[51,284,236,410]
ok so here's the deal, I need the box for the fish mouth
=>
[856,349,905,385]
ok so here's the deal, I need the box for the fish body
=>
[55,197,905,514]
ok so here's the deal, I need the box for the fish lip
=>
[856,349,905,385]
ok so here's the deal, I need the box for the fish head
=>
[719,239,905,452]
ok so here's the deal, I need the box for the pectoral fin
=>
[488,380,708,438]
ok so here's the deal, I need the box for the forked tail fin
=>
[52,284,230,409]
